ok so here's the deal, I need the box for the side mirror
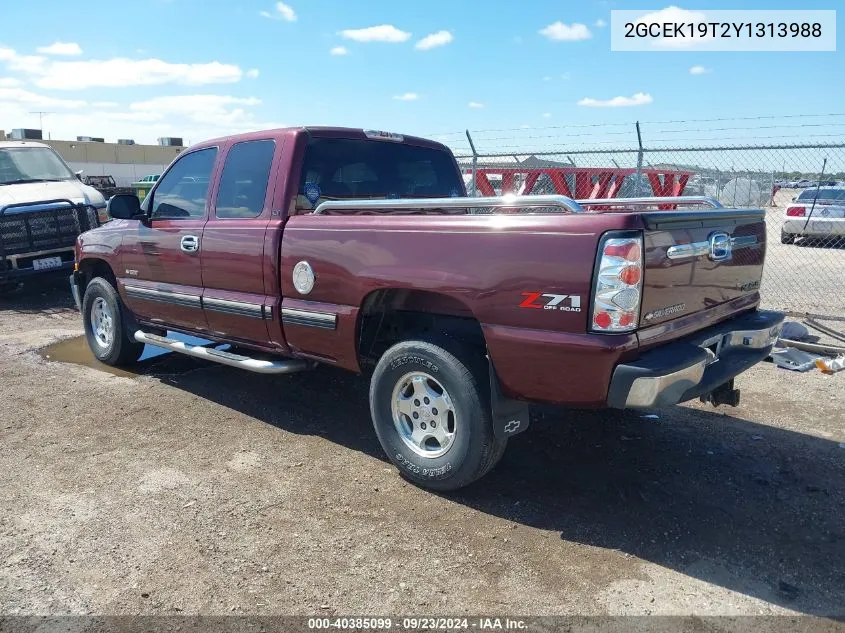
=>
[107,194,143,221]
[75,169,84,182]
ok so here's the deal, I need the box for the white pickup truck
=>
[0,141,107,291]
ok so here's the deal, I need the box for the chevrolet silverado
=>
[70,127,784,490]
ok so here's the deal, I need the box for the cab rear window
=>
[296,138,463,211]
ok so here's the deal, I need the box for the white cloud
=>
[393,92,419,101]
[0,87,86,109]
[340,25,411,43]
[246,68,260,78]
[634,6,711,48]
[0,88,281,145]
[689,65,710,75]
[0,46,246,90]
[636,6,706,25]
[543,76,552,81]
[542,112,552,118]
[100,111,163,123]
[0,48,47,75]
[330,46,349,56]
[577,92,653,107]
[0,77,21,87]
[41,59,243,90]
[260,2,296,21]
[595,19,607,28]
[468,101,484,108]
[539,22,592,41]
[128,95,263,126]
[36,42,83,56]
[415,30,454,50]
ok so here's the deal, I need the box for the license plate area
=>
[32,256,63,271]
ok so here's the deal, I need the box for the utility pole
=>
[28,111,54,136]
[465,130,478,197]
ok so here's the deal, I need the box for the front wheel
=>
[781,230,796,244]
[369,340,507,491]
[82,277,144,366]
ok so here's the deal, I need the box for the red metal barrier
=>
[465,167,693,208]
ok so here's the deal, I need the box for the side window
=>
[150,147,217,220]
[216,140,276,219]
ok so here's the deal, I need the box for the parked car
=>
[781,186,845,244]
[138,174,160,183]
[82,174,133,200]
[71,126,783,490]
[0,141,104,290]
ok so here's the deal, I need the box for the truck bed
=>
[281,197,768,406]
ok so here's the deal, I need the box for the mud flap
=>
[488,357,530,439]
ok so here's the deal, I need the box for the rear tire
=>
[369,340,507,491]
[781,230,796,244]
[82,277,144,366]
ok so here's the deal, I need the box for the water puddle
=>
[39,332,216,377]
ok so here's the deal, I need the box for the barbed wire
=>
[426,113,845,140]
[445,135,845,159]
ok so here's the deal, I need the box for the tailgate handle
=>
[666,234,758,260]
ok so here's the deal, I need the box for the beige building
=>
[0,129,185,186]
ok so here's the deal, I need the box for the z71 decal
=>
[519,292,582,312]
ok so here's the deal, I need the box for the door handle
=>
[180,235,199,253]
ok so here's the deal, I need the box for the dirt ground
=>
[1,279,844,618]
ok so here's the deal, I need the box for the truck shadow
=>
[457,405,845,617]
[159,363,844,617]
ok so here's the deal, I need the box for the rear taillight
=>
[591,232,643,333]
[786,206,806,217]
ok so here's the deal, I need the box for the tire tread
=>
[369,339,507,491]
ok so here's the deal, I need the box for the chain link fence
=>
[441,122,845,320]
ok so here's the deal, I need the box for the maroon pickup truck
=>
[70,127,783,490]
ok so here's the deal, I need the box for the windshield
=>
[296,137,463,211]
[797,188,845,203]
[0,147,75,185]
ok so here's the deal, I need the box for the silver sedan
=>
[781,186,845,244]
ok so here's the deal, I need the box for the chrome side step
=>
[133,330,315,374]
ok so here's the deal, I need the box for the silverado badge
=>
[644,303,686,321]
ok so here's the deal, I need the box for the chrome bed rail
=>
[312,194,723,215]
[314,195,584,215]
[576,196,723,209]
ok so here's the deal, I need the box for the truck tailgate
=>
[639,209,766,328]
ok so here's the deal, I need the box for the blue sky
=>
[0,0,841,152]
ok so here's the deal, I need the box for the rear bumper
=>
[607,309,784,409]
[783,217,845,236]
